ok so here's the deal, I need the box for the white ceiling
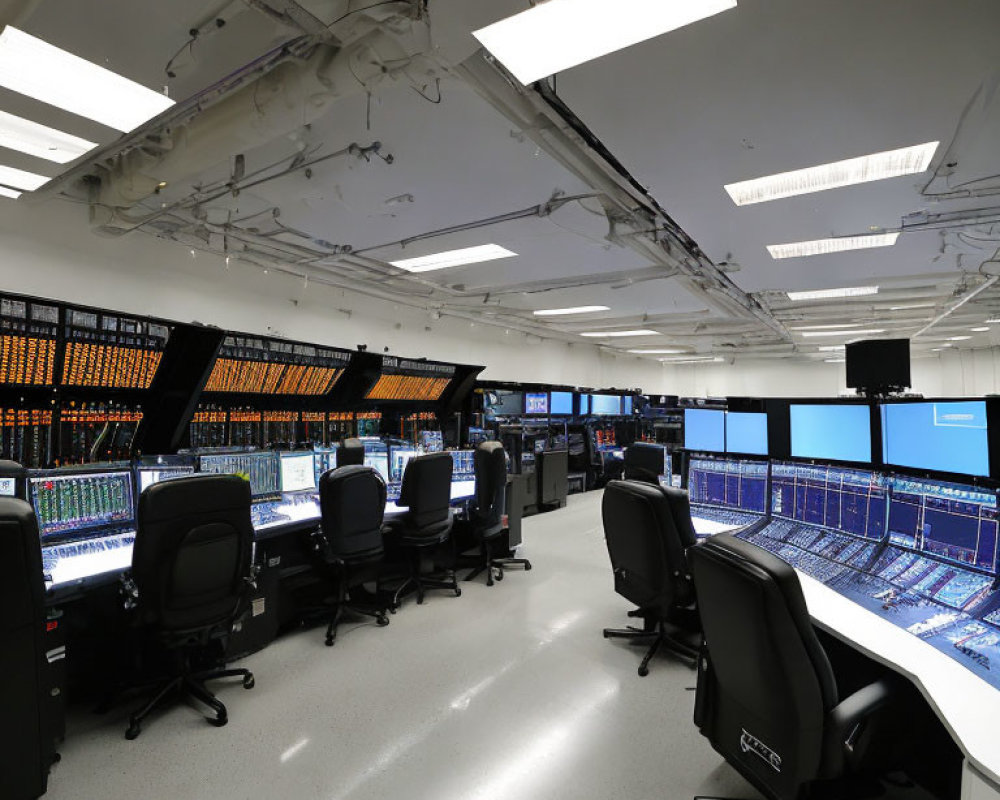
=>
[3,0,1000,363]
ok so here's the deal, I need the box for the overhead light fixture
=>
[890,303,935,311]
[986,318,1000,325]
[824,358,846,364]
[0,163,48,191]
[786,286,879,302]
[931,348,943,352]
[533,306,610,316]
[473,0,737,85]
[767,233,899,260]
[579,329,659,338]
[0,26,174,132]
[817,345,846,352]
[659,356,724,364]
[971,327,990,332]
[0,109,96,163]
[725,142,939,206]
[948,335,971,341]
[390,244,517,273]
[0,185,20,199]
[801,329,886,338]
[627,348,687,354]
[789,323,864,331]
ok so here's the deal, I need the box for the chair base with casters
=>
[306,545,392,646]
[390,544,462,608]
[603,607,699,676]
[463,536,533,586]
[322,567,390,646]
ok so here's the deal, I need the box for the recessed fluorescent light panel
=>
[890,303,935,311]
[789,323,864,331]
[817,345,846,352]
[390,244,516,273]
[659,356,723,364]
[533,306,610,316]
[627,349,687,354]
[949,336,971,341]
[801,329,885,338]
[825,358,846,363]
[0,163,48,190]
[971,327,990,332]
[786,286,879,302]
[0,26,174,132]
[767,233,899,260]
[579,330,659,338]
[473,0,737,85]
[725,142,938,206]
[0,185,20,199]
[0,109,96,163]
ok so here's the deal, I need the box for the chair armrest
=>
[823,677,897,775]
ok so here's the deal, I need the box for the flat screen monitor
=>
[846,339,910,391]
[590,394,621,416]
[451,449,476,476]
[622,396,633,415]
[279,452,317,493]
[137,466,195,494]
[881,401,989,478]
[390,448,419,483]
[550,391,574,415]
[684,408,724,453]
[772,461,886,540]
[525,392,548,415]
[199,452,280,497]
[491,391,523,416]
[365,453,389,483]
[419,430,443,452]
[30,470,135,540]
[726,412,768,456]
[689,457,769,514]
[790,404,871,464]
[0,477,15,496]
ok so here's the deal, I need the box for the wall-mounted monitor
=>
[590,394,621,416]
[881,401,989,478]
[684,408,725,453]
[790,404,871,464]
[726,412,768,456]
[550,391,574,415]
[525,392,549,415]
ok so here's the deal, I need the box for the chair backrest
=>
[0,496,51,798]
[689,533,839,798]
[337,438,366,468]
[661,485,698,550]
[602,480,695,614]
[622,443,664,484]
[474,441,507,530]
[320,465,386,559]
[398,451,453,528]
[133,474,254,633]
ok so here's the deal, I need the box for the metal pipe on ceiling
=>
[913,276,1000,338]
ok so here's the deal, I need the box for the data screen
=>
[390,449,420,483]
[590,394,621,416]
[420,430,443,452]
[888,476,998,571]
[199,452,279,497]
[280,453,317,493]
[881,401,989,478]
[313,447,338,484]
[524,392,548,415]
[365,453,390,483]
[0,477,14,496]
[771,462,886,540]
[684,409,725,453]
[790,404,871,464]
[622,396,633,415]
[451,450,476,477]
[688,457,768,514]
[31,471,134,539]
[726,412,768,456]
[550,391,574,415]
[137,466,195,494]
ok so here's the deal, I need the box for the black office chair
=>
[602,480,700,676]
[312,465,390,645]
[0,496,56,799]
[622,442,665,485]
[464,442,531,586]
[689,533,899,800]
[384,452,462,606]
[336,438,366,468]
[125,474,256,739]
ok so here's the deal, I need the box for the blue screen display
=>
[590,394,621,416]
[525,392,548,415]
[689,457,768,513]
[881,401,989,478]
[684,409,725,452]
[726,412,768,455]
[550,391,574,415]
[790,404,871,464]
[622,396,633,415]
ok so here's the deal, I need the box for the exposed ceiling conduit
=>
[913,273,1000,338]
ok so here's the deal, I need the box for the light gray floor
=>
[47,490,760,800]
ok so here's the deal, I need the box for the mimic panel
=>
[689,457,768,513]
[771,462,886,540]
[60,405,142,464]
[61,309,169,390]
[0,297,58,385]
[30,470,134,540]
[366,358,455,402]
[204,336,349,395]
[0,408,52,467]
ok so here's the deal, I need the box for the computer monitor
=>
[550,391,574,415]
[590,394,621,416]
[279,452,317,493]
[390,448,420,483]
[688,457,768,514]
[622,396,633,415]
[524,392,548,415]
[365,453,390,483]
[491,391,523,416]
[451,450,476,476]
[198,452,280,498]
[888,476,998,572]
[881,401,989,478]
[684,408,724,452]
[313,446,338,483]
[0,477,15,496]
[137,465,196,494]
[790,404,871,464]
[771,461,886,540]
[419,430,443,452]
[726,412,768,456]
[30,469,135,541]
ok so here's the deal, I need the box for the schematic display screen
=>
[771,461,886,540]
[30,471,134,539]
[199,452,279,497]
[0,476,15,496]
[137,466,195,494]
[688,457,768,513]
[279,453,317,493]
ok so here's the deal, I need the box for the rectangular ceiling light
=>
[725,142,938,206]
[659,356,723,364]
[0,185,20,199]
[473,0,737,85]
[890,303,935,311]
[579,329,659,338]
[817,345,846,352]
[767,232,899,260]
[533,305,610,316]
[0,163,48,190]
[0,108,96,163]
[789,323,864,331]
[627,348,687,354]
[786,286,879,302]
[801,329,886,338]
[0,26,175,132]
[389,244,517,273]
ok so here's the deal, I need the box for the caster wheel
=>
[495,572,504,581]
[525,563,533,571]
[325,636,335,647]
[454,586,462,597]
[376,614,390,626]
[638,666,649,678]
[125,724,141,740]
[243,675,255,689]
[602,631,610,639]
[209,715,228,728]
